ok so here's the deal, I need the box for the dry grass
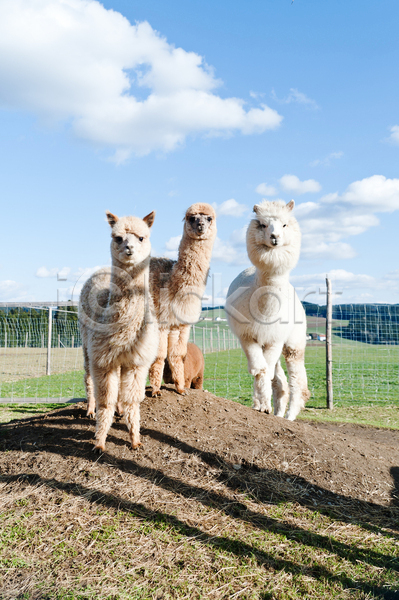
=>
[1,461,398,600]
[1,396,399,599]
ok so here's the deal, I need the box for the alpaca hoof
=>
[86,411,95,419]
[151,390,161,398]
[131,442,142,450]
[93,444,105,454]
[176,388,186,396]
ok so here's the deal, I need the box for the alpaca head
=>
[106,210,155,266]
[184,203,217,241]
[246,200,301,275]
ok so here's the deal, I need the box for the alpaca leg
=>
[253,371,272,413]
[255,345,283,413]
[240,338,267,376]
[92,365,119,452]
[191,373,203,389]
[115,366,124,416]
[272,360,289,418]
[239,338,270,410]
[119,365,148,449]
[149,328,168,397]
[83,346,96,418]
[168,325,191,395]
[283,346,310,421]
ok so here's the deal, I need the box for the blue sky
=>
[0,0,398,305]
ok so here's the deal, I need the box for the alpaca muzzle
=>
[271,235,279,246]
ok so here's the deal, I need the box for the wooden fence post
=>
[202,328,206,354]
[326,276,333,410]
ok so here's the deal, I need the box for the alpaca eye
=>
[189,216,196,223]
[260,223,266,229]
[115,236,123,244]
[139,237,144,242]
[283,224,287,228]
[207,217,212,222]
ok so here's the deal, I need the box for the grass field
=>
[1,341,398,429]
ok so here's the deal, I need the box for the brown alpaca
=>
[163,342,205,389]
[79,210,158,452]
[149,203,216,396]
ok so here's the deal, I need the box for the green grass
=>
[0,341,398,428]
[0,370,85,400]
[202,345,399,408]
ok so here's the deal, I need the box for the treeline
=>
[0,306,81,348]
[332,304,399,345]
[302,302,399,345]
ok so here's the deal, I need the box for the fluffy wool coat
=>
[149,203,216,395]
[226,200,309,420]
[163,342,205,390]
[79,211,159,451]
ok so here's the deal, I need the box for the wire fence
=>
[0,302,397,406]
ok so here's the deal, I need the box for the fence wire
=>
[0,303,397,405]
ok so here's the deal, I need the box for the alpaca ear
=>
[143,211,155,228]
[286,200,295,212]
[106,211,119,227]
[253,205,260,215]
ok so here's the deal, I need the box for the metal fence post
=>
[46,307,52,376]
[326,277,333,410]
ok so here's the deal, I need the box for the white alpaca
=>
[226,200,309,420]
[79,210,159,451]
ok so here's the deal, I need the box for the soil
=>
[1,386,399,522]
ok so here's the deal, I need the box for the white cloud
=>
[35,266,71,278]
[213,199,248,217]
[293,175,399,260]
[291,269,399,304]
[70,266,104,282]
[229,225,248,247]
[310,151,343,167]
[163,235,182,260]
[212,237,248,265]
[272,88,319,110]
[279,174,321,195]
[388,125,399,145]
[301,241,357,261]
[255,183,277,196]
[36,267,58,278]
[0,280,31,302]
[0,0,282,159]
[322,175,399,212]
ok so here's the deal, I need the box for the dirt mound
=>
[1,386,398,516]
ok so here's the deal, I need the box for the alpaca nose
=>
[125,244,134,255]
[197,224,204,232]
[270,233,279,246]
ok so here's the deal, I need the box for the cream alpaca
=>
[149,203,216,395]
[79,210,159,451]
[226,200,309,420]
